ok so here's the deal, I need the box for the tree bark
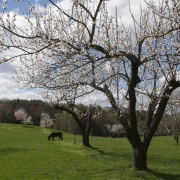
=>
[82,131,91,147]
[133,144,147,171]
[81,111,92,147]
[125,125,148,171]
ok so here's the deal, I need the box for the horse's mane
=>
[48,132,53,138]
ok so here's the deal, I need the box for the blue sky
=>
[0,0,146,104]
[0,0,50,12]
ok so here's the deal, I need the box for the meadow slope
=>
[0,123,180,180]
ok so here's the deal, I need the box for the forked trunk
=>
[133,145,147,171]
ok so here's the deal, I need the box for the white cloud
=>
[106,0,146,27]
[0,87,42,100]
[76,90,111,107]
[0,61,42,100]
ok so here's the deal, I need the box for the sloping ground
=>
[0,123,180,180]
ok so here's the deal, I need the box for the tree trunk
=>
[82,132,90,147]
[133,145,147,171]
[174,135,179,146]
[54,105,91,147]
[81,110,93,147]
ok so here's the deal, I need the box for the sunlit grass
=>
[0,123,180,180]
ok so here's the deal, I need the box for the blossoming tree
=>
[166,91,180,146]
[40,112,53,129]
[0,0,180,170]
[14,108,28,123]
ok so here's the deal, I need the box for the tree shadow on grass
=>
[0,147,27,155]
[148,169,180,180]
[90,146,131,159]
[21,125,35,128]
[90,146,105,155]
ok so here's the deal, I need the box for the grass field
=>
[0,123,180,180]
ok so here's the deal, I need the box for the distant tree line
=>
[0,99,56,125]
[0,99,179,137]
[0,99,119,136]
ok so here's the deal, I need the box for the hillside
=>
[0,123,180,180]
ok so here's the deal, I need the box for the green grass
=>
[0,123,180,180]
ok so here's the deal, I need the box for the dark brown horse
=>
[48,132,63,141]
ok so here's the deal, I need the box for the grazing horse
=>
[48,132,63,141]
